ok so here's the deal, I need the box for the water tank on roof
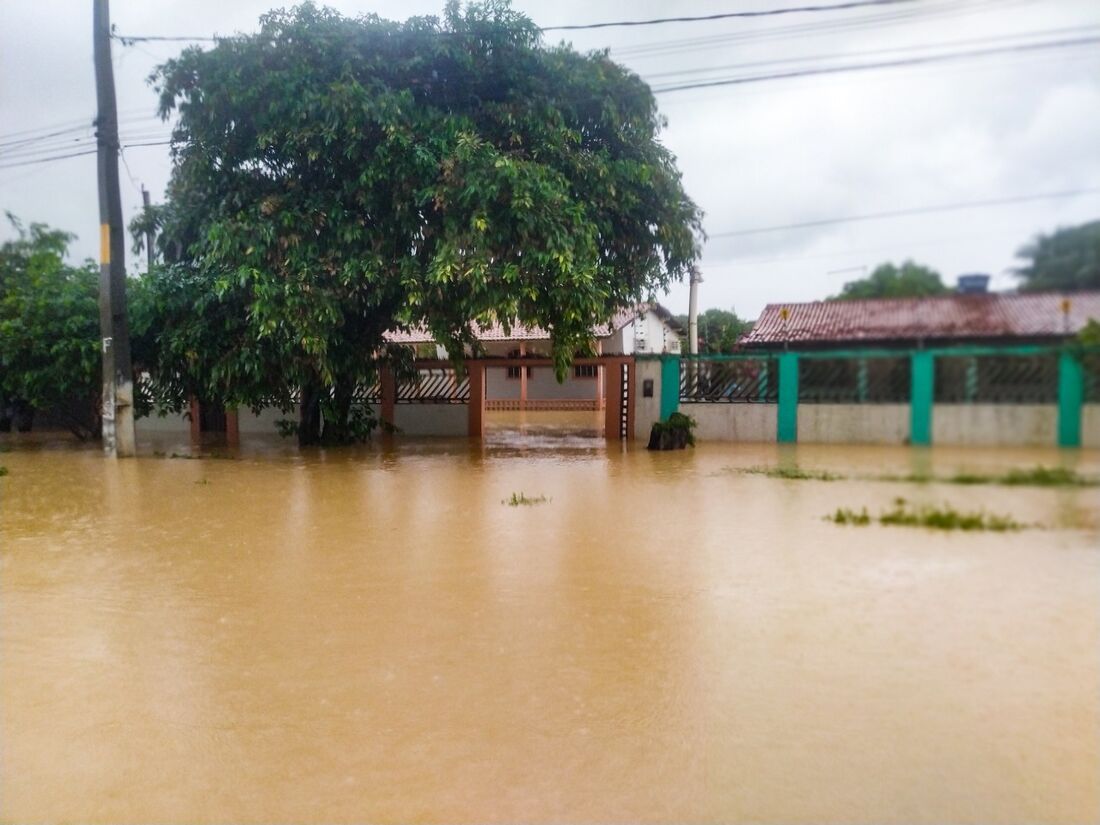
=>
[956,273,990,294]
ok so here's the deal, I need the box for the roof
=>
[384,303,676,345]
[740,291,1100,347]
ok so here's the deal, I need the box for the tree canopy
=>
[0,216,101,439]
[673,307,752,353]
[1014,220,1100,293]
[829,260,949,301]
[146,0,702,443]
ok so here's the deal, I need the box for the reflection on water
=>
[1,434,1098,823]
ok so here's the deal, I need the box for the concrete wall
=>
[393,403,468,436]
[1084,405,1100,448]
[485,365,599,401]
[135,411,190,435]
[682,403,778,443]
[932,404,1057,447]
[799,404,910,445]
[633,358,663,440]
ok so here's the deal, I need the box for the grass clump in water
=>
[828,497,1024,531]
[997,466,1096,487]
[744,466,843,481]
[503,492,550,507]
[0,465,8,477]
[829,506,870,525]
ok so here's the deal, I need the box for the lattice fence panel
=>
[798,357,909,403]
[935,354,1057,403]
[680,358,777,403]
[1084,352,1100,403]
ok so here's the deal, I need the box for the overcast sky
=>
[2,0,1098,319]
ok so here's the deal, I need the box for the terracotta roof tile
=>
[740,292,1100,346]
[384,303,662,345]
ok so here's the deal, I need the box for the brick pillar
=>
[225,408,240,448]
[604,360,623,440]
[776,352,799,443]
[910,350,934,446]
[468,362,485,438]
[380,366,396,429]
[1057,350,1083,448]
[519,342,527,411]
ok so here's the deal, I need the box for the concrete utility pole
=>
[141,185,154,273]
[688,266,702,356]
[94,0,136,457]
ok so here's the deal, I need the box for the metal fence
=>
[934,354,1058,403]
[396,367,470,404]
[679,357,777,403]
[1085,351,1100,403]
[798,356,910,403]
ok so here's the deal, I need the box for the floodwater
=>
[2,424,1099,823]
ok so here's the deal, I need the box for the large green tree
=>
[0,216,101,439]
[147,1,702,444]
[673,308,751,353]
[829,260,949,301]
[1014,220,1100,292]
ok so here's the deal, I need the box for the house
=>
[385,303,682,410]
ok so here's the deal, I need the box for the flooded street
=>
[2,431,1098,823]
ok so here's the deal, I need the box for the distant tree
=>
[145,1,702,445]
[0,216,100,439]
[674,307,752,353]
[830,260,949,300]
[1013,220,1100,292]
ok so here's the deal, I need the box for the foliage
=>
[1076,318,1100,347]
[0,465,8,477]
[1014,220,1100,292]
[829,497,1023,530]
[829,506,870,525]
[830,260,949,301]
[744,465,841,481]
[648,411,696,449]
[0,215,101,439]
[672,307,752,353]
[503,492,549,506]
[145,1,701,444]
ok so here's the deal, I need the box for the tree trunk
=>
[298,385,323,447]
[323,382,354,444]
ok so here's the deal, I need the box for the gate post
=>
[1057,349,1083,448]
[777,352,799,443]
[225,408,240,448]
[604,359,623,440]
[468,361,485,438]
[659,355,680,420]
[910,350,934,446]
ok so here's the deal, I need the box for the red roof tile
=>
[384,304,663,345]
[740,291,1100,346]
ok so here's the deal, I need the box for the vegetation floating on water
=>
[503,492,550,507]
[0,466,8,477]
[648,413,697,450]
[828,498,1024,531]
[744,466,842,481]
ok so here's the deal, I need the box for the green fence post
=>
[777,352,799,443]
[1057,350,1083,448]
[910,351,934,446]
[659,355,681,420]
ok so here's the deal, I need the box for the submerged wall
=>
[682,404,777,443]
[392,404,467,436]
[798,404,909,445]
[932,405,1057,447]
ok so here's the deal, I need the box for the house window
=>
[574,364,598,379]
[506,348,532,379]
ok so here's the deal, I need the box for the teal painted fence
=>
[645,342,1097,447]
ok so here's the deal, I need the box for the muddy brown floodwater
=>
[1,423,1099,823]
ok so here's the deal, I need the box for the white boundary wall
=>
[684,404,778,443]
[393,404,467,436]
[932,404,1056,447]
[1085,405,1100,448]
[799,404,909,445]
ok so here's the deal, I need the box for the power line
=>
[0,147,98,171]
[112,0,922,42]
[541,0,919,31]
[709,188,1100,238]
[652,34,1100,92]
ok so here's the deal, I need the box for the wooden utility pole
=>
[93,0,136,457]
